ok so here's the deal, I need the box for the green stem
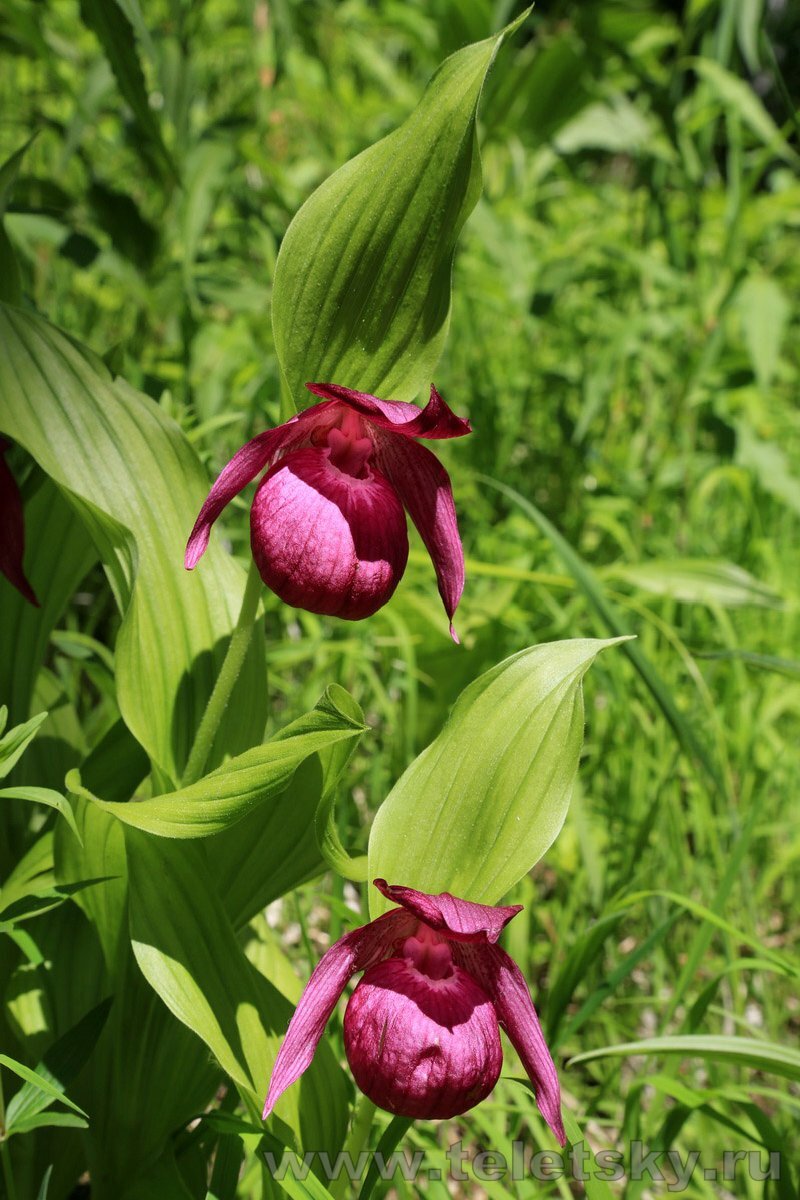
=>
[181,560,263,786]
[330,1094,376,1200]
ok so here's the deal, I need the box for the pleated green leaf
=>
[368,638,623,913]
[126,833,349,1153]
[76,685,366,838]
[0,303,268,782]
[272,12,529,409]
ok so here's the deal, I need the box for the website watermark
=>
[264,1140,781,1190]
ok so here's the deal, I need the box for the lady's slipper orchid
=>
[0,438,38,607]
[185,382,470,640]
[263,879,566,1145]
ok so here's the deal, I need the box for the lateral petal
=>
[454,941,566,1146]
[372,433,464,640]
[184,405,334,569]
[262,906,413,1118]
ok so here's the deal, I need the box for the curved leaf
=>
[75,685,366,838]
[272,13,529,409]
[569,1035,800,1083]
[0,303,268,782]
[368,637,624,912]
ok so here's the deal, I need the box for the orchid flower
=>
[0,438,38,607]
[263,879,566,1145]
[185,383,470,640]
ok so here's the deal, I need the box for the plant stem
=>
[330,1094,376,1200]
[181,559,263,786]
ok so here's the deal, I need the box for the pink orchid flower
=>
[185,383,470,640]
[0,438,38,607]
[263,879,566,1145]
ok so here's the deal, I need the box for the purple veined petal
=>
[305,382,472,441]
[184,404,336,569]
[343,955,503,1120]
[454,941,566,1147]
[373,879,521,945]
[250,447,409,619]
[263,907,414,1118]
[0,438,39,607]
[371,433,465,641]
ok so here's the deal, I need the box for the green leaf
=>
[4,997,112,1131]
[0,303,269,782]
[561,1110,615,1199]
[0,711,48,778]
[79,0,175,182]
[0,785,82,843]
[126,833,349,1153]
[368,637,623,911]
[735,274,791,389]
[36,1166,54,1200]
[608,558,783,609]
[691,57,798,165]
[77,686,366,838]
[272,13,529,411]
[569,1035,800,1083]
[479,475,728,800]
[0,1053,88,1117]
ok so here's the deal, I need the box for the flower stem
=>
[181,559,263,786]
[331,1094,376,1200]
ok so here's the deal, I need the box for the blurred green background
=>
[1,0,798,1194]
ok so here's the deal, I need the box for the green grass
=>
[0,0,798,1196]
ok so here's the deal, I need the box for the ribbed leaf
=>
[272,12,529,410]
[368,638,623,912]
[76,685,365,838]
[0,303,268,782]
[126,833,349,1152]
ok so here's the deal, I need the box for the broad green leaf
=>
[569,1035,800,1083]
[77,686,365,838]
[369,637,623,912]
[0,785,82,843]
[0,303,268,782]
[0,710,48,778]
[0,877,108,924]
[126,833,349,1154]
[608,558,783,609]
[0,1052,87,1117]
[272,13,529,410]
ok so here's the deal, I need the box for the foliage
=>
[0,1,798,1198]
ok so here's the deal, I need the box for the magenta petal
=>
[371,434,465,639]
[374,879,521,945]
[250,448,409,619]
[263,908,413,1118]
[306,382,471,441]
[184,405,334,569]
[344,956,502,1120]
[455,942,566,1146]
[0,439,39,608]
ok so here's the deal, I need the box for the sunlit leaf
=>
[369,637,624,911]
[272,12,529,410]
